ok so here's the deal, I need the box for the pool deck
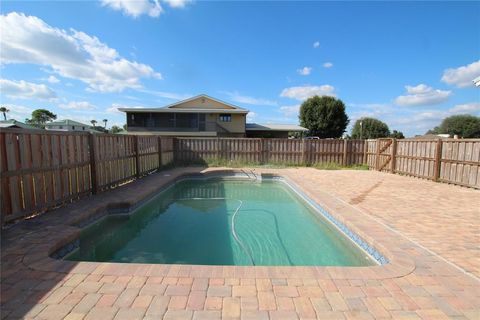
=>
[1,167,479,320]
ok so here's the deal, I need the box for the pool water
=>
[67,178,375,266]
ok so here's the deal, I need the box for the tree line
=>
[299,96,480,139]
[0,108,125,134]
[2,100,480,138]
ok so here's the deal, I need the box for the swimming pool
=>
[67,176,378,266]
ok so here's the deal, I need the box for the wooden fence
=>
[176,137,479,189]
[366,138,480,189]
[1,130,479,225]
[174,138,366,165]
[0,129,174,224]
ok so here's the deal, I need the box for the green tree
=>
[299,96,349,138]
[103,118,108,128]
[110,125,124,134]
[351,117,390,139]
[122,124,127,131]
[26,109,57,127]
[90,120,97,128]
[390,130,405,139]
[0,106,9,121]
[427,114,480,138]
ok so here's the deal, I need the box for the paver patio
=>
[1,167,479,319]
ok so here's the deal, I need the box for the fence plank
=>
[1,132,13,220]
[19,134,35,212]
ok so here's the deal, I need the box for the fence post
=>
[260,139,265,164]
[158,136,162,168]
[363,140,368,165]
[343,139,348,166]
[433,139,443,181]
[390,138,397,173]
[88,133,98,194]
[375,139,381,170]
[134,135,140,178]
[301,139,306,165]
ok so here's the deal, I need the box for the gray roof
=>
[45,119,90,127]
[118,94,249,114]
[0,120,39,130]
[0,122,19,128]
[245,123,308,132]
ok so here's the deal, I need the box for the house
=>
[118,94,307,138]
[245,123,307,138]
[0,119,39,130]
[413,134,451,139]
[44,119,91,132]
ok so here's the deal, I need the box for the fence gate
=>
[375,138,396,172]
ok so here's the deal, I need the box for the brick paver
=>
[1,167,479,319]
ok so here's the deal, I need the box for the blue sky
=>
[1,1,479,136]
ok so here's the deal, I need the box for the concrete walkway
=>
[1,167,479,319]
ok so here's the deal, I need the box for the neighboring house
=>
[44,119,91,132]
[118,94,307,138]
[413,134,451,139]
[0,119,39,130]
[245,123,307,138]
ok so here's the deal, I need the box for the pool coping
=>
[17,167,416,281]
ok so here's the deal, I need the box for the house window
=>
[72,126,75,130]
[82,127,85,130]
[59,126,63,129]
[219,114,231,122]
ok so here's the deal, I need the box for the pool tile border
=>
[16,167,415,281]
[276,177,388,265]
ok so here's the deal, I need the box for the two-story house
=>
[119,94,307,138]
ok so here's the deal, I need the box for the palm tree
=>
[0,107,9,121]
[90,120,97,128]
[103,119,108,129]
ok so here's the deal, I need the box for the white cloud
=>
[246,111,257,122]
[0,104,34,121]
[449,102,480,114]
[59,101,96,110]
[45,75,60,83]
[106,103,146,114]
[313,41,320,48]
[279,105,300,118]
[106,103,126,114]
[100,0,192,17]
[100,0,163,17]
[395,84,451,106]
[0,79,57,101]
[224,91,277,106]
[297,67,312,76]
[163,0,191,8]
[0,12,160,92]
[323,62,333,68]
[139,89,191,100]
[280,85,336,101]
[441,60,480,88]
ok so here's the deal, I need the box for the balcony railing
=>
[128,121,229,133]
